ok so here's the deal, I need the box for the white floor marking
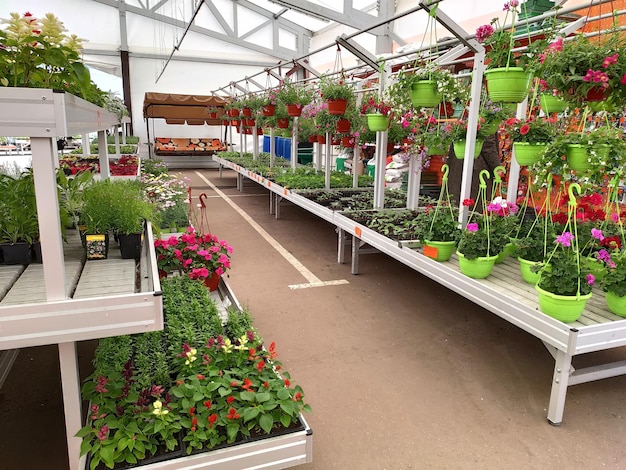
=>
[195,171,349,290]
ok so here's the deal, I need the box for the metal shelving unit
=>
[0,88,164,470]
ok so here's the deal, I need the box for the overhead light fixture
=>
[267,0,331,23]
[336,34,380,71]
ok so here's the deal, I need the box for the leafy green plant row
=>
[79,276,310,469]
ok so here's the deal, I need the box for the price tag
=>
[267,181,271,187]
[423,245,439,259]
[283,189,288,196]
[355,227,361,237]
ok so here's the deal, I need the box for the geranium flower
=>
[462,198,475,207]
[586,274,595,285]
[475,24,494,42]
[603,53,619,67]
[556,231,575,247]
[591,228,604,241]
[466,223,479,232]
[519,124,530,135]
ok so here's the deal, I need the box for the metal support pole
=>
[98,130,110,180]
[239,128,243,158]
[113,126,121,159]
[337,228,346,264]
[352,142,360,188]
[270,127,275,166]
[291,117,299,171]
[324,132,331,190]
[373,130,388,210]
[315,141,322,171]
[458,49,485,225]
[351,236,360,275]
[58,341,83,470]
[406,156,422,209]
[252,125,259,159]
[81,134,90,157]
[228,124,233,151]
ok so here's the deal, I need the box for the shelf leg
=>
[547,349,572,426]
[275,194,281,219]
[351,236,360,275]
[269,189,275,215]
[337,228,346,264]
[98,130,110,180]
[59,341,82,470]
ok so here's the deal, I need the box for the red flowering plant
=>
[360,92,392,117]
[536,31,626,104]
[154,228,233,280]
[170,331,311,453]
[505,116,558,144]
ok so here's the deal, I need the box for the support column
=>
[98,130,110,180]
[373,130,388,210]
[324,132,331,190]
[406,156,422,209]
[269,127,275,166]
[291,117,298,171]
[113,126,121,159]
[59,342,83,470]
[547,349,573,426]
[252,126,259,159]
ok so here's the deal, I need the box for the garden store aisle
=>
[0,168,625,470]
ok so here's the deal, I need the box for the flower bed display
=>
[60,155,139,177]
[77,276,311,469]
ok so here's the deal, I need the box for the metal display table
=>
[214,157,626,426]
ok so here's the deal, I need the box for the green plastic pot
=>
[565,144,591,172]
[453,139,483,159]
[535,285,591,323]
[513,142,547,166]
[366,114,389,132]
[495,242,515,264]
[539,93,568,114]
[484,67,532,103]
[423,240,456,262]
[605,291,626,317]
[457,251,498,279]
[518,257,542,285]
[410,80,443,108]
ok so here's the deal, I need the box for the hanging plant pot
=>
[244,118,255,127]
[410,80,443,108]
[584,86,610,102]
[427,146,448,156]
[341,136,354,147]
[327,99,347,115]
[481,121,500,135]
[85,233,110,260]
[222,119,230,126]
[226,109,240,118]
[495,242,516,264]
[513,142,547,166]
[208,112,218,119]
[453,139,484,159]
[437,101,455,118]
[262,104,275,116]
[423,240,456,262]
[535,285,591,322]
[566,144,591,172]
[336,118,351,133]
[286,104,302,117]
[317,135,327,144]
[427,155,446,172]
[276,118,290,129]
[457,252,498,279]
[0,242,31,265]
[331,137,341,145]
[308,135,318,143]
[518,258,542,284]
[484,67,532,103]
[366,114,389,132]
[605,291,626,317]
[241,107,252,117]
[539,93,568,114]
[256,127,264,135]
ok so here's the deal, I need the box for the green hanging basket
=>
[423,240,456,262]
[565,144,591,172]
[484,67,532,103]
[457,251,498,279]
[605,291,626,317]
[539,93,568,114]
[518,257,542,284]
[410,80,443,108]
[513,142,547,166]
[366,114,389,132]
[453,139,484,159]
[535,285,591,322]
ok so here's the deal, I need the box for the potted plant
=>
[479,98,515,136]
[534,229,595,322]
[275,79,313,116]
[408,64,460,109]
[360,93,392,132]
[600,243,626,316]
[456,215,508,278]
[319,75,354,115]
[448,119,488,159]
[0,11,106,105]
[475,2,543,103]
[82,181,116,259]
[418,200,461,262]
[505,116,559,166]
[536,31,626,105]
[0,171,39,264]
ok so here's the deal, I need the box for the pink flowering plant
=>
[476,1,551,70]
[360,92,392,117]
[154,228,233,280]
[536,31,626,104]
[457,198,514,259]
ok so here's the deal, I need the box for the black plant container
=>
[0,242,31,265]
[118,233,143,260]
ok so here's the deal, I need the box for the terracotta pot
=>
[438,101,455,117]
[241,107,252,117]
[341,136,354,147]
[227,109,239,118]
[585,87,610,102]
[336,118,351,133]
[317,135,326,144]
[327,99,347,115]
[204,272,220,291]
[277,118,289,129]
[286,104,302,117]
[262,104,275,116]
[308,135,318,143]
[331,137,341,145]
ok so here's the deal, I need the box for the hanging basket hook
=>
[568,183,581,209]
[479,169,490,189]
[493,165,506,183]
[441,163,449,182]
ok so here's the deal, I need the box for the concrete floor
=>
[2,167,626,469]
